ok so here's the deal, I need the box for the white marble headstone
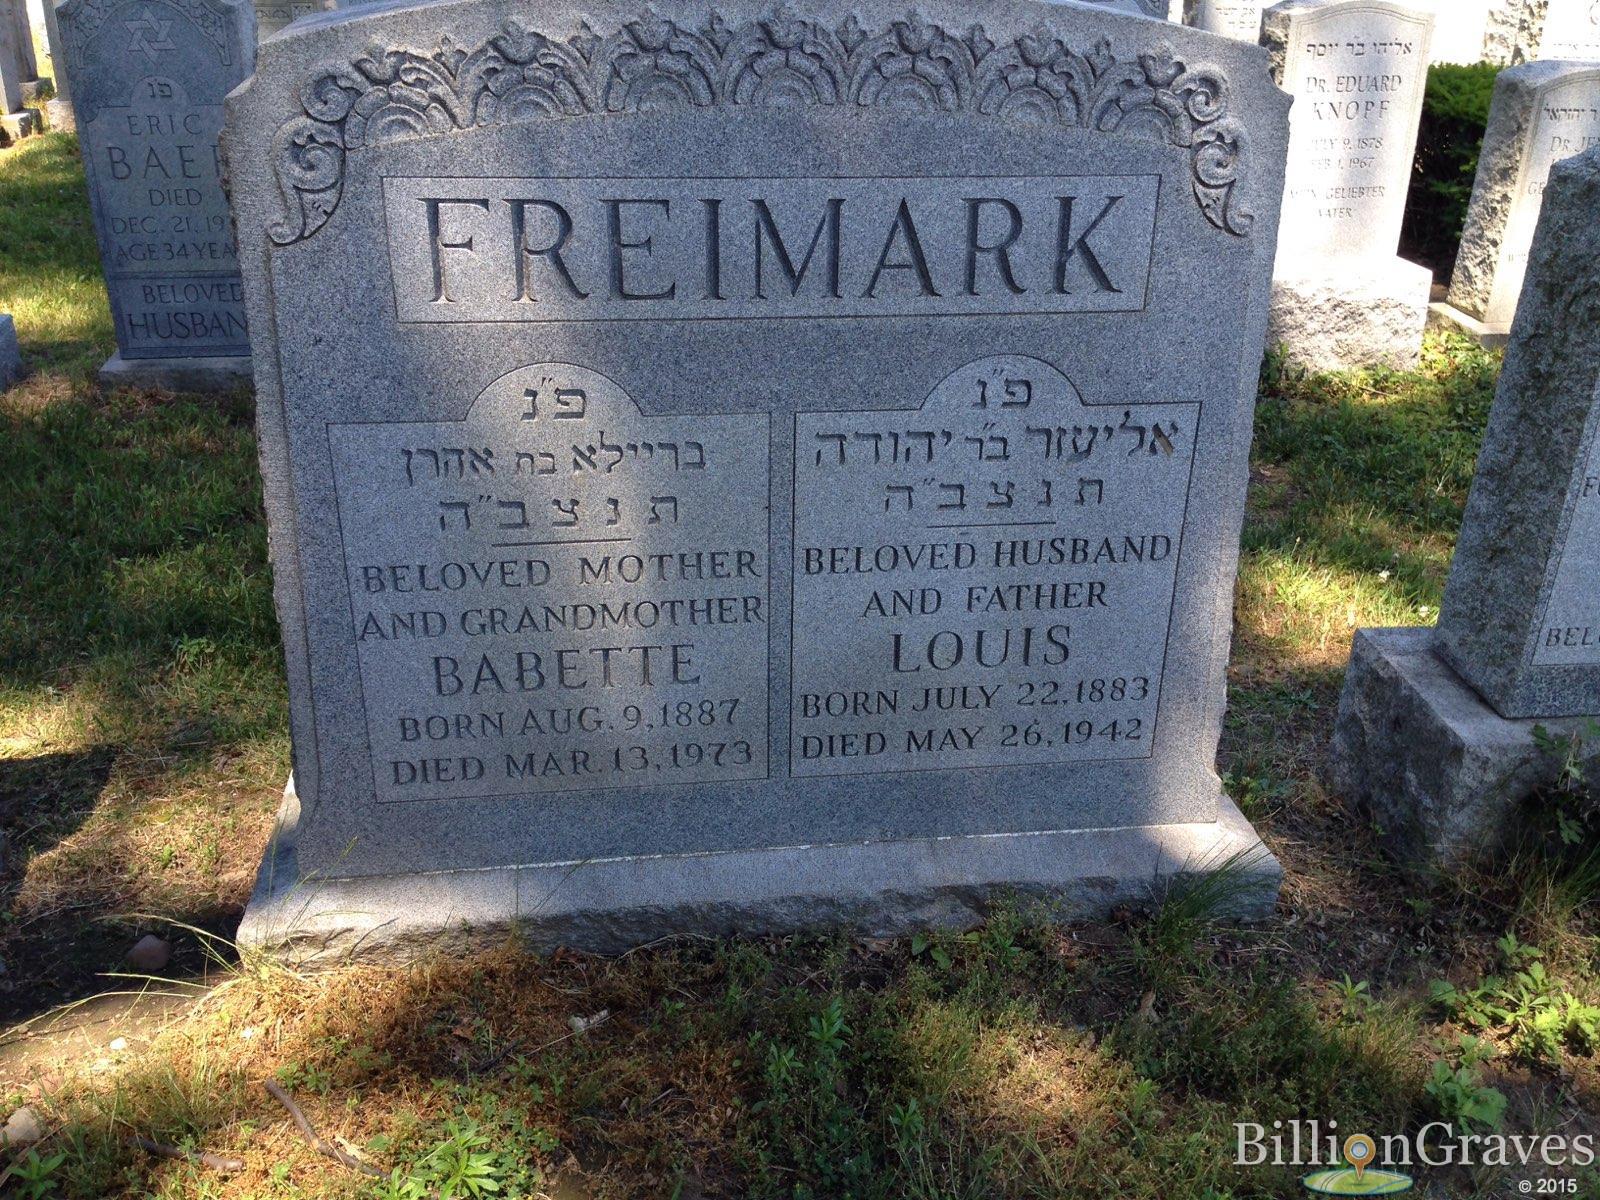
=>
[1449,62,1600,331]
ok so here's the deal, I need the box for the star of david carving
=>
[125,7,176,63]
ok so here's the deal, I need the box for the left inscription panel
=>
[329,364,773,803]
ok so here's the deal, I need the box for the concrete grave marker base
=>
[98,352,252,394]
[239,777,1281,964]
[1268,258,1431,372]
[0,314,21,389]
[1426,300,1512,349]
[0,108,37,141]
[43,98,71,131]
[1330,628,1595,868]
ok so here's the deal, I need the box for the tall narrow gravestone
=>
[1332,147,1600,865]
[0,0,39,140]
[1263,0,1435,371]
[1435,62,1600,344]
[225,0,1290,958]
[56,0,254,390]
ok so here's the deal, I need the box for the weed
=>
[1424,1038,1507,1133]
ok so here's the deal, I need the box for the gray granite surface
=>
[1330,628,1596,866]
[1437,148,1600,719]
[224,0,1289,950]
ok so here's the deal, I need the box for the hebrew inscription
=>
[383,176,1161,323]
[791,356,1196,777]
[328,365,771,802]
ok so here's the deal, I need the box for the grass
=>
[4,132,1600,1199]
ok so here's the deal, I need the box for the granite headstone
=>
[0,0,38,139]
[1264,0,1435,370]
[1332,147,1600,863]
[56,0,254,389]
[225,0,1289,959]
[1441,62,1600,340]
[252,0,318,37]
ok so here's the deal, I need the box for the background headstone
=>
[0,314,20,389]
[1332,147,1600,864]
[225,0,1289,959]
[1184,0,1271,40]
[1436,151,1600,719]
[1442,62,1600,339]
[1536,0,1600,58]
[40,0,70,128]
[56,0,254,389]
[0,0,39,140]
[1264,0,1435,370]
[252,0,320,37]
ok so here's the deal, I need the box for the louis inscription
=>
[791,356,1196,776]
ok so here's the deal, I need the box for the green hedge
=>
[1401,62,1501,277]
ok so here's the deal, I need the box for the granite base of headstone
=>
[242,776,1276,960]
[0,108,35,139]
[98,351,252,392]
[1263,0,1436,372]
[0,313,21,388]
[42,95,69,130]
[1331,148,1600,866]
[1330,628,1594,864]
[1270,258,1432,371]
[225,0,1288,962]
[1434,62,1600,345]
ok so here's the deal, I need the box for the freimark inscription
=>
[385,176,1160,322]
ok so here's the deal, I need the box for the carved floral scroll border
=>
[267,10,1255,246]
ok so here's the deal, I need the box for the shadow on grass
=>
[22,917,1433,1200]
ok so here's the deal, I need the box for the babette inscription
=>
[329,364,771,802]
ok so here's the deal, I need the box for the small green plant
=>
[1430,936,1600,1065]
[274,1061,334,1096]
[375,1119,508,1200]
[1329,973,1374,1016]
[807,996,851,1055]
[1423,1038,1506,1133]
[6,1149,67,1200]
[1533,721,1600,844]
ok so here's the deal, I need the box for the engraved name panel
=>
[1535,415,1600,667]
[382,175,1161,324]
[1277,3,1432,262]
[328,364,771,802]
[790,355,1197,778]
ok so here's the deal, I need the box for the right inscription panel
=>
[791,356,1198,778]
